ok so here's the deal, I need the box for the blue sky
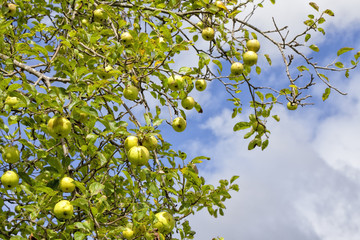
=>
[162,0,360,239]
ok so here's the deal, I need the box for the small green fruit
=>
[181,97,195,110]
[47,116,72,139]
[2,146,20,164]
[1,171,19,189]
[59,177,75,193]
[246,39,260,52]
[172,117,186,132]
[243,51,258,66]
[153,212,175,234]
[5,96,20,107]
[287,102,298,110]
[168,75,184,91]
[54,200,73,219]
[124,136,139,151]
[202,27,215,41]
[121,32,133,46]
[123,85,139,101]
[195,79,207,91]
[127,146,150,166]
[142,135,158,151]
[93,8,105,21]
[230,62,244,75]
[123,227,135,239]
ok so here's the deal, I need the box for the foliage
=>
[0,0,358,239]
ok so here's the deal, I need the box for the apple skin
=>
[123,85,139,101]
[2,146,20,164]
[47,116,72,139]
[93,9,104,21]
[167,75,184,91]
[123,227,135,239]
[287,102,298,110]
[230,62,244,75]
[127,146,150,166]
[5,96,20,107]
[142,135,158,151]
[195,79,207,91]
[153,211,175,234]
[54,200,73,220]
[1,171,19,189]
[243,51,258,66]
[81,19,89,25]
[202,27,215,41]
[124,136,139,151]
[246,39,260,52]
[59,177,75,193]
[172,117,186,132]
[181,96,195,110]
[196,21,204,29]
[7,4,16,17]
[121,32,133,46]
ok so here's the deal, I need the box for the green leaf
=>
[264,54,272,66]
[261,139,269,150]
[309,2,319,11]
[305,34,311,42]
[324,9,334,16]
[89,182,104,196]
[270,0,275,4]
[18,172,33,186]
[335,62,344,68]
[233,122,250,131]
[309,44,319,52]
[272,115,280,122]
[230,175,239,184]
[212,59,223,72]
[322,88,331,101]
[337,47,354,56]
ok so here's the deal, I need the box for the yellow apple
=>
[123,85,139,101]
[142,135,158,151]
[167,75,184,91]
[47,116,72,139]
[153,211,175,234]
[123,227,135,239]
[181,96,195,110]
[202,27,215,41]
[2,146,20,164]
[127,146,150,166]
[124,136,139,151]
[59,177,75,193]
[230,62,244,75]
[5,96,20,107]
[54,200,73,219]
[287,102,298,110]
[195,79,207,91]
[93,8,105,22]
[121,32,133,47]
[1,171,19,189]
[7,3,17,17]
[172,117,186,132]
[246,39,260,52]
[243,51,258,66]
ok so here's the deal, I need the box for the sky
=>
[165,0,360,239]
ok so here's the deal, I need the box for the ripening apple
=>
[181,96,195,110]
[1,171,19,189]
[121,32,133,47]
[246,39,260,52]
[195,79,207,91]
[47,116,72,139]
[124,136,139,151]
[127,146,150,166]
[172,117,186,132]
[167,75,184,91]
[2,146,20,164]
[202,27,215,41]
[15,205,22,213]
[153,211,175,234]
[142,135,158,151]
[81,19,89,25]
[230,62,244,75]
[196,21,204,29]
[93,8,104,21]
[5,96,20,107]
[59,177,75,193]
[54,200,73,220]
[287,102,298,110]
[7,3,17,17]
[123,85,139,101]
[243,51,258,66]
[123,227,135,239]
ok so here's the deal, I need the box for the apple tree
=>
[0,0,358,239]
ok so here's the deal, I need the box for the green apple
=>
[47,116,72,139]
[123,227,135,239]
[287,102,298,110]
[15,205,22,213]
[7,3,16,17]
[195,79,207,91]
[202,27,215,41]
[172,117,186,132]
[93,8,104,21]
[246,39,260,52]
[243,51,258,66]
[142,135,158,151]
[59,177,75,193]
[2,146,20,164]
[1,171,19,189]
[230,62,244,75]
[127,146,150,166]
[168,75,184,91]
[81,19,89,25]
[54,200,73,220]
[121,32,133,47]
[5,96,20,107]
[123,85,139,101]
[153,211,175,234]
[181,96,195,110]
[124,136,139,151]
[196,21,204,29]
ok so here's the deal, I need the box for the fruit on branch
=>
[93,8,105,21]
[287,102,298,110]
[181,96,195,110]
[81,19,89,25]
[15,205,22,213]
[5,96,19,107]
[230,62,244,75]
[47,116,72,139]
[122,227,135,239]
[172,117,187,132]
[2,146,20,164]
[59,177,75,193]
[246,39,261,52]
[125,136,139,151]
[252,121,265,133]
[1,171,19,189]
[127,146,150,166]
[54,200,73,220]
[167,75,184,91]
[6,3,16,17]
[142,135,158,151]
[243,51,258,66]
[195,79,207,91]
[153,211,175,234]
[202,27,215,41]
[121,32,133,47]
[123,85,139,101]
[196,21,204,29]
